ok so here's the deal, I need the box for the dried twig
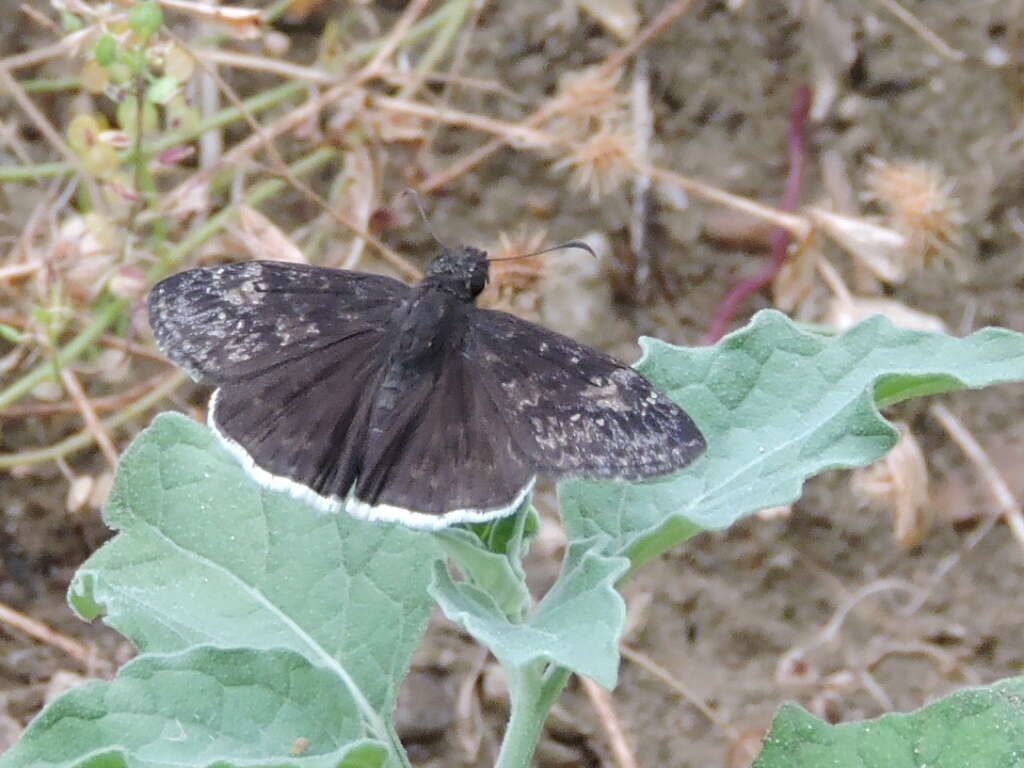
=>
[3,372,173,417]
[59,367,120,469]
[580,676,638,768]
[453,648,490,762]
[0,371,187,468]
[196,49,518,99]
[629,52,653,302]
[373,95,551,146]
[621,645,743,743]
[0,261,43,281]
[873,0,966,62]
[0,37,81,71]
[0,599,92,667]
[929,402,1024,548]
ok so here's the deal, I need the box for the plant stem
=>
[20,76,79,93]
[383,720,414,768]
[702,85,812,344]
[495,662,573,768]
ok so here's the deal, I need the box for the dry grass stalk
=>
[929,402,1024,550]
[59,366,120,469]
[872,0,967,62]
[580,676,638,768]
[0,599,92,667]
[620,645,743,743]
[453,647,490,763]
[808,207,907,284]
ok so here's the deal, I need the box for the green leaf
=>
[430,539,628,689]
[129,1,163,41]
[59,10,83,32]
[94,34,117,67]
[0,322,26,343]
[560,311,1024,565]
[145,75,179,105]
[434,526,532,620]
[753,677,1024,768]
[69,412,441,717]
[0,647,387,768]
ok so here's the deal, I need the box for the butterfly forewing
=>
[149,260,409,510]
[470,308,705,479]
[148,261,410,384]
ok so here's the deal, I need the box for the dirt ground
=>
[2,1,1024,766]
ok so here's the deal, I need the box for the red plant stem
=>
[703,85,812,344]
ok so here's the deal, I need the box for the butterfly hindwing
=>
[469,308,706,479]
[209,325,389,507]
[148,260,410,384]
[352,306,535,524]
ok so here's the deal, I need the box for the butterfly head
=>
[425,246,490,301]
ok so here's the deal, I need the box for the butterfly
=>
[147,246,705,529]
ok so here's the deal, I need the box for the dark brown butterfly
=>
[148,248,705,529]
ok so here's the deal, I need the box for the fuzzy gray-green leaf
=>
[753,676,1024,768]
[561,311,1024,564]
[69,413,441,716]
[0,647,387,768]
[430,539,628,688]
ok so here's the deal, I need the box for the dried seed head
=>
[478,229,548,317]
[550,66,626,129]
[551,125,635,201]
[851,422,931,548]
[863,159,965,274]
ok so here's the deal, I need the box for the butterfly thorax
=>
[421,246,489,302]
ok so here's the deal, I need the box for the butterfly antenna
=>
[402,188,449,250]
[487,239,597,263]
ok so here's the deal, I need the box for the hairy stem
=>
[495,662,573,768]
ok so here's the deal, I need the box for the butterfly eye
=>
[463,254,489,298]
[469,266,488,297]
